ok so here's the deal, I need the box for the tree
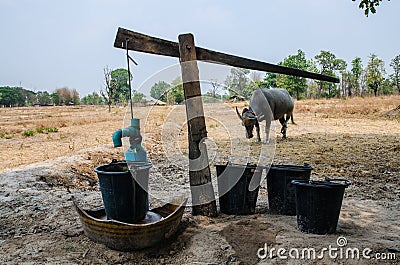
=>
[224,68,250,98]
[262,72,277,88]
[250,71,262,82]
[150,81,170,102]
[169,77,184,104]
[314,51,346,98]
[170,84,184,104]
[101,66,117,112]
[111,68,131,103]
[0,86,36,107]
[0,87,19,107]
[352,0,390,16]
[304,59,320,98]
[380,78,395,95]
[71,89,80,105]
[390,55,400,94]
[81,92,103,105]
[36,91,52,105]
[55,87,71,105]
[18,87,35,106]
[365,53,386,96]
[54,87,80,105]
[92,92,103,105]
[132,92,146,104]
[51,92,59,105]
[347,57,363,96]
[242,80,264,99]
[276,49,311,100]
[208,79,223,99]
[81,94,92,105]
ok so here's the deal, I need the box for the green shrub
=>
[1,133,14,139]
[22,130,36,137]
[45,127,58,133]
[33,127,59,134]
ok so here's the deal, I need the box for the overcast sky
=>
[1,0,399,96]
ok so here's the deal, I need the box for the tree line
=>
[148,51,399,103]
[225,51,400,100]
[0,86,80,107]
[0,67,146,108]
[2,49,398,107]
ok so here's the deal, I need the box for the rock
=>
[33,205,43,211]
[387,247,400,253]
[220,244,229,250]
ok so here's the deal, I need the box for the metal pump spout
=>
[112,118,147,162]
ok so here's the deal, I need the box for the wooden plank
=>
[114,27,339,83]
[196,48,339,83]
[114,27,180,58]
[178,33,217,217]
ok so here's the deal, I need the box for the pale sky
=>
[1,0,399,97]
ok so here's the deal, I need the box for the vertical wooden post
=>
[178,33,217,217]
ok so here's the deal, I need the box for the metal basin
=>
[73,197,187,251]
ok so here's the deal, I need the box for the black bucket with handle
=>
[292,178,351,234]
[266,164,313,215]
[94,161,151,223]
[216,163,263,215]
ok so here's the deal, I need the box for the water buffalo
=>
[236,88,295,143]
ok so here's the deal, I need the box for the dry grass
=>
[294,95,400,119]
[0,106,126,171]
[0,95,399,177]
[0,105,125,135]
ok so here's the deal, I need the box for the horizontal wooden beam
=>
[114,27,339,83]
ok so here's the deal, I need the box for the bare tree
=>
[250,71,262,82]
[55,87,72,105]
[101,66,116,112]
[71,88,80,104]
[209,79,222,99]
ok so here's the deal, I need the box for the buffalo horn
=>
[235,107,243,120]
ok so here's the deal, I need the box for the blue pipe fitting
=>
[112,129,123,147]
[112,118,147,162]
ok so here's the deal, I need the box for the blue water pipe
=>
[112,117,150,211]
[112,118,147,162]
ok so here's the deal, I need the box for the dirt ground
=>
[0,96,399,264]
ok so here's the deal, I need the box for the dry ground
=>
[0,96,399,264]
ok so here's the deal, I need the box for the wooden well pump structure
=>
[114,27,339,217]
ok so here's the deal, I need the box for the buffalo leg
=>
[264,119,272,144]
[279,116,288,139]
[255,121,261,142]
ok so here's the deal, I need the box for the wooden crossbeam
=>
[114,27,339,83]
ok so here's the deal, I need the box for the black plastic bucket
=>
[216,164,263,215]
[94,161,151,223]
[266,164,313,215]
[292,178,351,234]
